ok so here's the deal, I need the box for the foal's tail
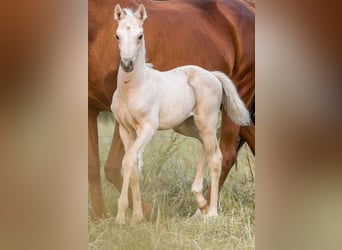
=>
[212,71,250,126]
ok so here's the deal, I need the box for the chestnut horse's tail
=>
[212,71,250,126]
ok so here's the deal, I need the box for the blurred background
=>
[0,0,341,249]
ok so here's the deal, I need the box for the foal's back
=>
[142,65,223,130]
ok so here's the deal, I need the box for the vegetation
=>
[89,112,255,249]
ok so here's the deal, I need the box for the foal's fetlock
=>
[207,208,218,217]
[116,214,126,225]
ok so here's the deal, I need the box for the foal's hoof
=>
[115,216,126,225]
[199,204,209,214]
[206,212,218,218]
[189,209,203,221]
[132,214,144,224]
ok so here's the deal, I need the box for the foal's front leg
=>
[116,126,134,224]
[116,123,156,224]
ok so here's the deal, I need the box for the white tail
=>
[212,71,250,126]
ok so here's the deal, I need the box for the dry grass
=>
[89,112,255,249]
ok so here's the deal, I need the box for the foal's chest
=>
[112,90,152,130]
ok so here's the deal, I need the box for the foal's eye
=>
[138,34,143,40]
[115,34,120,40]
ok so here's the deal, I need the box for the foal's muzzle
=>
[120,58,134,72]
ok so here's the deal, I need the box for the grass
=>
[89,112,255,249]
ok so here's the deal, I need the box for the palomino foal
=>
[111,4,250,224]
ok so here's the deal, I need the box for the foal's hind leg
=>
[173,117,208,212]
[194,115,222,217]
[203,134,222,217]
[173,117,209,213]
[191,146,208,213]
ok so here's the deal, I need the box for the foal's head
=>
[114,4,147,73]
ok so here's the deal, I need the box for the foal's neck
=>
[118,39,147,89]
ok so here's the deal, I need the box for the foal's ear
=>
[114,4,124,21]
[134,4,147,21]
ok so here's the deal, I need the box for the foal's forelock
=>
[122,8,134,16]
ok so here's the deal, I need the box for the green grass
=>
[89,112,255,249]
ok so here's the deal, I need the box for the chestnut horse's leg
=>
[88,109,106,219]
[104,123,125,192]
[239,123,255,155]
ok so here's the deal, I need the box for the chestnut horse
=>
[89,0,255,219]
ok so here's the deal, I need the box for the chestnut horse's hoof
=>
[142,202,157,222]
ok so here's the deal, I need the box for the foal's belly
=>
[158,109,194,130]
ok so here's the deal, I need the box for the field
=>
[89,112,255,249]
